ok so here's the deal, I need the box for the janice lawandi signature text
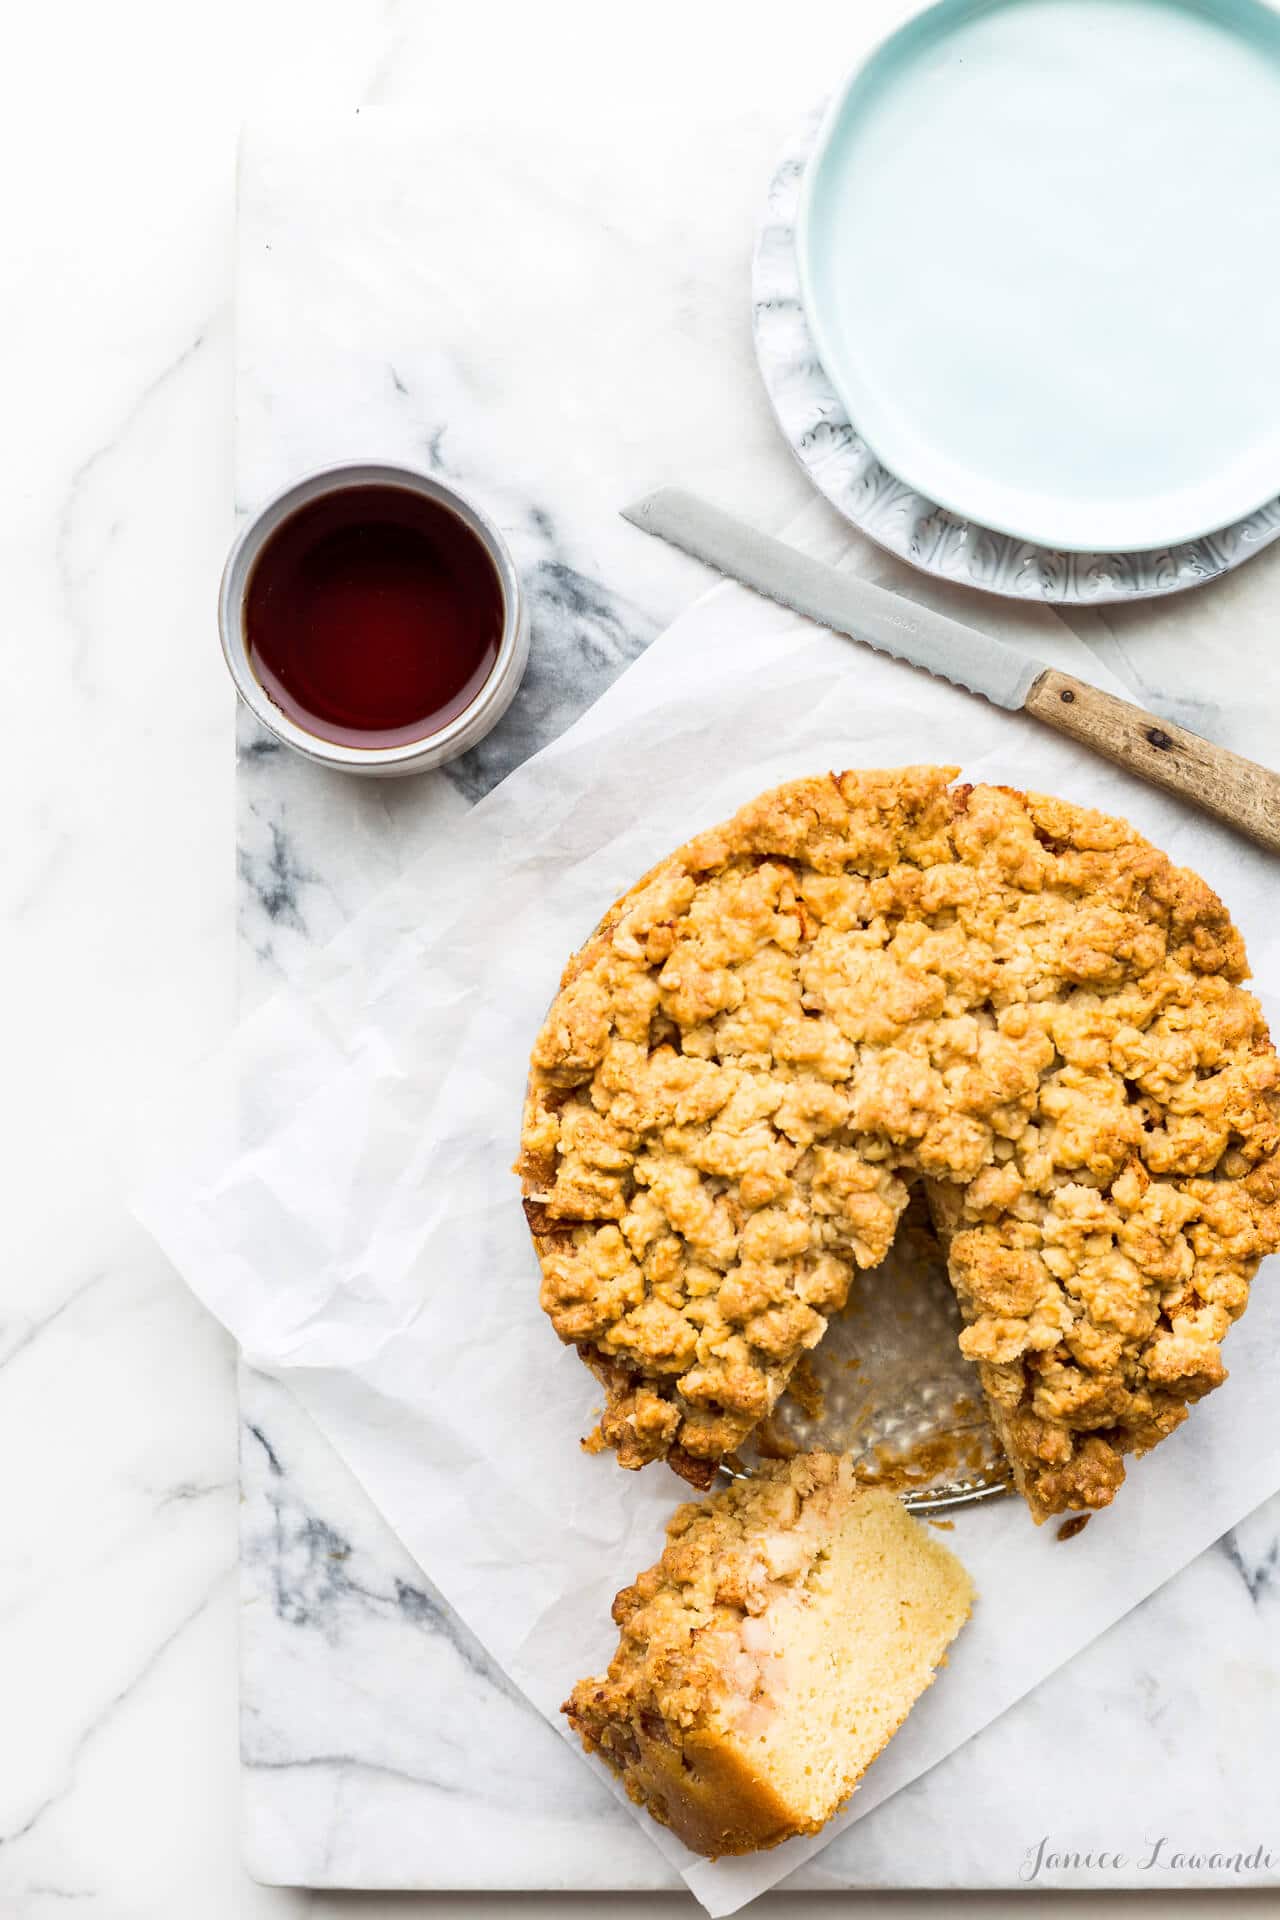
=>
[1021,1835,1278,1882]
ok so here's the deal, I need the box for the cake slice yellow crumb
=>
[565,1450,973,1857]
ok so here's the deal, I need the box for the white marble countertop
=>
[10,1,1280,1915]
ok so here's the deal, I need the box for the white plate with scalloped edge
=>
[797,0,1280,554]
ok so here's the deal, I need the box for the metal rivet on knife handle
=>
[1024,669,1280,858]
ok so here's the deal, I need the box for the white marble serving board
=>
[236,83,1280,1899]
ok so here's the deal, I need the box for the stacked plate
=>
[754,0,1280,605]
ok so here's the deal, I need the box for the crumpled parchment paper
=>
[136,516,1280,1914]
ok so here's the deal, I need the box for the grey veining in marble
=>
[234,101,1280,1896]
[12,1,1280,1912]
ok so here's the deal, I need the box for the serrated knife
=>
[622,488,1280,858]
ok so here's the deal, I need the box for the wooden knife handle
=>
[1024,668,1280,858]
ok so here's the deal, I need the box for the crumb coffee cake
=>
[518,768,1280,1520]
[564,1450,972,1856]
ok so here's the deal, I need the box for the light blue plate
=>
[798,0,1280,553]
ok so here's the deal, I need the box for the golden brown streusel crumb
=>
[784,1353,825,1421]
[518,768,1280,1520]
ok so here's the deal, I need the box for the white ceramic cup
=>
[218,462,530,778]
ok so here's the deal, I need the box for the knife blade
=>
[622,486,1044,710]
[620,486,1280,859]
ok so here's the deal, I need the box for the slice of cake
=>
[564,1452,973,1857]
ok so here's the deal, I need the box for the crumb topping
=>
[519,768,1280,1517]
[565,1453,847,1750]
